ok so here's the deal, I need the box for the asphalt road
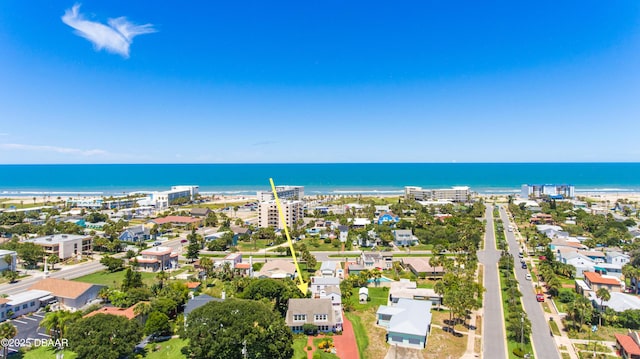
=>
[500,206,560,359]
[478,205,507,359]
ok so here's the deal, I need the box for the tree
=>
[67,313,142,359]
[133,302,152,317]
[47,254,60,270]
[0,322,17,358]
[144,311,172,337]
[17,242,45,268]
[185,298,293,359]
[241,278,305,316]
[596,287,611,327]
[186,229,201,262]
[567,295,594,332]
[40,311,82,340]
[199,257,214,278]
[2,270,18,283]
[100,256,124,272]
[121,267,143,291]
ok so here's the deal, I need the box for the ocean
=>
[0,163,639,197]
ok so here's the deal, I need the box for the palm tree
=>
[0,322,17,357]
[596,287,611,327]
[156,270,169,289]
[40,311,81,340]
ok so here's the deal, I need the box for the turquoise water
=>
[368,277,394,283]
[1,163,639,196]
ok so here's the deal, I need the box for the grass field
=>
[20,347,77,359]
[292,335,309,359]
[74,269,158,288]
[144,338,188,359]
[345,311,370,359]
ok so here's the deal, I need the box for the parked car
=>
[153,241,162,246]
[521,263,527,269]
[525,273,532,280]
[180,239,188,243]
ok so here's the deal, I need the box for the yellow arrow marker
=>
[270,178,308,295]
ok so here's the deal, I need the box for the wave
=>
[329,190,404,194]
[0,191,104,196]
[576,188,637,192]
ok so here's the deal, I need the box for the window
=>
[319,325,329,331]
[22,304,28,309]
[314,314,327,322]
[30,301,35,307]
[293,314,306,321]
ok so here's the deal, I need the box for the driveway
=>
[6,311,49,354]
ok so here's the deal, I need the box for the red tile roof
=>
[84,304,141,320]
[186,282,201,289]
[151,216,200,225]
[616,333,640,355]
[584,272,621,286]
[236,263,251,269]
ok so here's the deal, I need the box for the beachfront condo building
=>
[521,184,574,199]
[258,200,304,229]
[257,185,304,202]
[147,185,199,208]
[404,186,470,202]
[24,234,92,260]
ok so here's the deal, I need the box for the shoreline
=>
[2,191,640,207]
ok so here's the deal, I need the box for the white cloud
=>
[62,3,156,58]
[0,143,108,156]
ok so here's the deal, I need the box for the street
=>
[500,206,561,359]
[478,205,507,359]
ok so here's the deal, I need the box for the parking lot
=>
[6,311,49,354]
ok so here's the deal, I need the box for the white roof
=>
[352,218,371,226]
[386,299,432,336]
[26,234,88,244]
[590,292,640,312]
[7,290,52,305]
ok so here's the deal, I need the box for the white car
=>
[525,274,532,281]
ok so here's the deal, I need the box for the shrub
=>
[512,348,524,357]
[307,346,312,351]
[558,290,575,303]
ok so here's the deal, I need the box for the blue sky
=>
[1,1,639,164]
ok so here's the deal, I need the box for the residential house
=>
[255,259,296,279]
[401,257,445,278]
[220,253,243,269]
[25,234,92,260]
[310,277,340,296]
[594,262,624,279]
[0,250,17,272]
[377,212,399,226]
[388,280,442,307]
[615,331,640,359]
[376,298,432,349]
[582,250,606,263]
[134,246,179,272]
[530,213,554,225]
[589,292,640,312]
[190,207,211,217]
[607,251,631,266]
[320,261,339,277]
[337,225,349,243]
[558,250,596,278]
[184,294,223,325]
[150,216,202,228]
[374,205,391,215]
[347,252,392,275]
[576,272,624,295]
[29,278,103,311]
[351,218,371,229]
[118,225,151,242]
[315,285,341,307]
[84,303,145,324]
[230,226,252,243]
[392,229,419,247]
[286,298,342,333]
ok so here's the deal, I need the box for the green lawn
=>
[74,269,158,288]
[144,338,188,359]
[21,347,77,359]
[350,287,389,310]
[236,239,269,251]
[292,335,309,359]
[301,238,343,252]
[345,311,368,359]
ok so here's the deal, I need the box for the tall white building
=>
[404,186,470,202]
[521,184,574,199]
[146,185,199,208]
[257,186,304,202]
[258,200,304,229]
[25,234,92,260]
